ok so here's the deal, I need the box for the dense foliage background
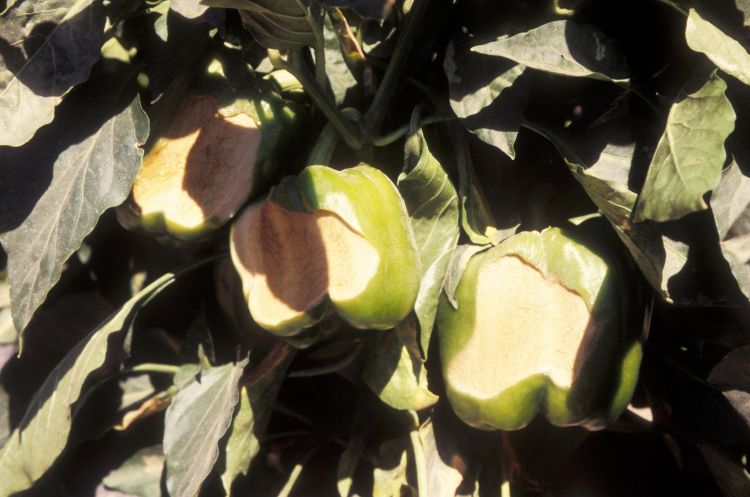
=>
[2,0,750,496]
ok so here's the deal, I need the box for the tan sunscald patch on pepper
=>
[446,255,596,400]
[132,95,260,231]
[231,200,380,330]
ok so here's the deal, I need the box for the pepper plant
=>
[1,0,750,496]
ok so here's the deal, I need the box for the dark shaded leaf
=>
[163,358,248,497]
[372,438,409,497]
[321,0,394,19]
[202,0,318,50]
[0,96,149,336]
[398,131,459,356]
[444,40,528,159]
[472,20,629,81]
[699,445,750,497]
[708,345,750,429]
[526,120,687,300]
[634,73,736,222]
[0,0,105,146]
[0,273,177,496]
[103,445,165,497]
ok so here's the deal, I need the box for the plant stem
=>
[283,50,363,149]
[371,113,455,147]
[364,0,430,137]
[307,121,340,165]
[652,0,688,16]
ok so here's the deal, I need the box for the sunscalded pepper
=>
[118,75,300,240]
[437,226,648,430]
[230,164,421,337]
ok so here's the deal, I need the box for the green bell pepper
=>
[230,164,421,337]
[437,226,648,430]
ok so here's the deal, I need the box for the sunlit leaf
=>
[163,358,248,497]
[634,73,735,222]
[686,9,750,86]
[398,132,459,356]
[472,20,628,81]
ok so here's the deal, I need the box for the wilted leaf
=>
[398,132,459,356]
[634,73,736,222]
[362,317,438,411]
[164,358,248,497]
[708,345,750,429]
[444,40,528,159]
[0,273,177,496]
[221,344,294,496]
[0,0,105,146]
[471,20,628,81]
[1,96,149,336]
[103,445,165,497]
[686,9,750,86]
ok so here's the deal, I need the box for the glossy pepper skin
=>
[230,164,421,337]
[437,226,649,431]
[118,67,301,241]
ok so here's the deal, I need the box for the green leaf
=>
[0,96,149,336]
[525,119,687,300]
[163,358,248,497]
[471,20,629,81]
[103,445,165,497]
[0,0,105,146]
[398,132,459,356]
[0,272,177,496]
[203,0,318,50]
[220,344,294,496]
[444,40,528,159]
[686,9,750,86]
[710,163,750,299]
[634,73,736,222]
[172,0,209,18]
[362,316,438,411]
